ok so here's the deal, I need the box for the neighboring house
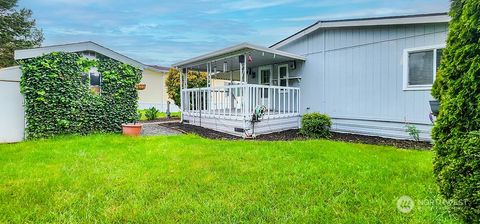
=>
[138,65,179,112]
[0,41,176,143]
[173,13,449,140]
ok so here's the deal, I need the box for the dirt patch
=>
[160,123,241,140]
[160,122,432,150]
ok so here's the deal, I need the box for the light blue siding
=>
[278,23,448,141]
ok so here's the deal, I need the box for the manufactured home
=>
[173,13,450,140]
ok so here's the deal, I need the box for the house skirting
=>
[331,117,433,142]
[183,115,300,137]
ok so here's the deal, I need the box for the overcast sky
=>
[19,0,450,66]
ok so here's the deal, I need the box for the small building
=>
[173,13,450,140]
[139,65,179,112]
[0,41,176,143]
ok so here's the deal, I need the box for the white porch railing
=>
[181,84,300,120]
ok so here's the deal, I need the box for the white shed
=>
[0,66,25,143]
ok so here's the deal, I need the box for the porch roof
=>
[172,42,306,69]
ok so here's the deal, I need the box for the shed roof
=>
[14,41,145,69]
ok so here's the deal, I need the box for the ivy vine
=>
[20,52,142,139]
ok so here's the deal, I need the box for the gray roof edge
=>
[270,12,450,49]
[14,41,146,69]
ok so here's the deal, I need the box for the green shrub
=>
[165,68,207,107]
[405,124,420,141]
[20,52,142,139]
[300,113,332,138]
[434,131,480,221]
[431,0,480,221]
[145,107,159,120]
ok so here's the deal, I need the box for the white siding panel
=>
[0,66,24,143]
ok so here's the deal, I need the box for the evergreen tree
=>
[0,0,43,68]
[432,0,480,221]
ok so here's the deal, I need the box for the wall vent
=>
[234,127,244,132]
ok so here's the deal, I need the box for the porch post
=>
[178,66,183,122]
[239,57,243,84]
[244,54,247,84]
[206,62,209,87]
[184,67,188,89]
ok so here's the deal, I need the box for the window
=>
[89,72,101,86]
[81,67,102,94]
[403,45,444,90]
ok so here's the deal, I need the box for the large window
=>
[403,45,444,90]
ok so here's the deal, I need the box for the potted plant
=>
[429,100,440,116]
[122,112,143,136]
[136,83,146,90]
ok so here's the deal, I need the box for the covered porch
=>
[173,43,306,138]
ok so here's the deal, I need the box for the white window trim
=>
[403,44,445,91]
[278,64,289,87]
[258,65,272,85]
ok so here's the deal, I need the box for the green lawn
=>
[0,134,459,223]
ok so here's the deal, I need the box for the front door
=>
[258,66,272,104]
[278,64,289,87]
[259,66,272,86]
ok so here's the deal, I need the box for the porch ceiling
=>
[172,42,305,71]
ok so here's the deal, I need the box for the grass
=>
[138,109,181,121]
[0,134,459,223]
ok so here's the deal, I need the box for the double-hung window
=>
[403,45,444,90]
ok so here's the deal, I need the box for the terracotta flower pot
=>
[122,123,143,136]
[136,83,146,90]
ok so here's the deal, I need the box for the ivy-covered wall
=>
[20,52,142,139]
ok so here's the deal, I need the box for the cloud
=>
[205,0,294,14]
[20,0,450,65]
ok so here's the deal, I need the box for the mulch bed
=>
[160,122,432,150]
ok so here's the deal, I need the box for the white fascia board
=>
[172,43,305,68]
[14,41,145,69]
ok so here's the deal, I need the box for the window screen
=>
[408,50,434,86]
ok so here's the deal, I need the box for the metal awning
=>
[172,42,305,70]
